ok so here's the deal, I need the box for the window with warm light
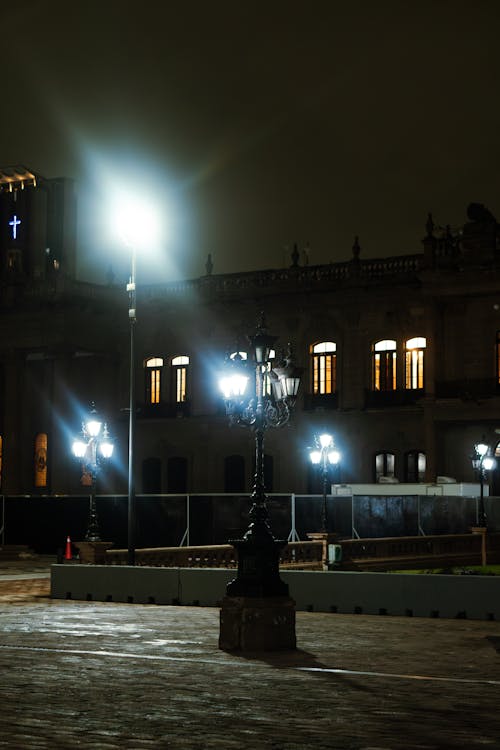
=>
[373,340,396,391]
[172,355,189,403]
[311,341,337,394]
[405,337,426,390]
[145,357,163,404]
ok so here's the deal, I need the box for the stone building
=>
[1,166,500,501]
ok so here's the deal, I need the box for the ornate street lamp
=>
[309,433,341,532]
[218,315,302,650]
[72,403,114,542]
[471,442,496,527]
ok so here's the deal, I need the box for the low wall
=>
[51,565,500,621]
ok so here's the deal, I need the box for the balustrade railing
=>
[99,532,500,570]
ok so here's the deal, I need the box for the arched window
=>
[405,337,426,390]
[374,451,395,482]
[224,454,245,492]
[373,340,396,391]
[172,355,189,403]
[34,433,48,488]
[405,451,426,482]
[145,357,163,405]
[167,456,188,493]
[311,341,337,395]
[142,457,162,494]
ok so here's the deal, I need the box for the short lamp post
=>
[217,315,302,651]
[472,442,496,528]
[72,404,114,542]
[309,433,341,533]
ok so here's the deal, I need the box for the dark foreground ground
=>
[0,559,499,749]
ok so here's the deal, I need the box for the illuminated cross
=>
[9,215,21,240]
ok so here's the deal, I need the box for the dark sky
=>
[2,1,500,283]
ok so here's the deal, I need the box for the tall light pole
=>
[309,433,341,532]
[114,196,162,566]
[126,246,137,565]
[72,403,114,542]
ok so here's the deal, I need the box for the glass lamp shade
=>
[483,456,496,472]
[328,450,341,465]
[219,372,249,399]
[273,355,302,399]
[319,433,333,449]
[476,443,489,457]
[86,419,102,438]
[249,330,278,365]
[72,438,87,459]
[310,450,322,465]
[99,440,114,459]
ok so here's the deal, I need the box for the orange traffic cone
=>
[65,535,72,560]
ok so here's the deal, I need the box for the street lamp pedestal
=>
[74,540,113,565]
[219,594,296,651]
[219,534,296,651]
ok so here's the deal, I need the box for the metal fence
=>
[1,492,499,554]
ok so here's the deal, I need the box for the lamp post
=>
[218,315,302,650]
[309,433,341,532]
[72,403,114,542]
[115,197,161,566]
[472,442,496,528]
[126,244,137,565]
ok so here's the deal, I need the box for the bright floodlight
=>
[310,450,322,465]
[112,194,163,250]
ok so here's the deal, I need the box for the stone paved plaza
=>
[0,565,499,749]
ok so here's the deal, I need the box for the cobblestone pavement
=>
[0,565,499,749]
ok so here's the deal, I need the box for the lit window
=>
[405,337,426,390]
[172,355,189,403]
[34,433,48,488]
[311,341,337,394]
[373,340,396,391]
[145,357,163,404]
[375,451,395,481]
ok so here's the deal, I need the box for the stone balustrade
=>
[96,532,500,571]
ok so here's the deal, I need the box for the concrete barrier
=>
[51,565,500,620]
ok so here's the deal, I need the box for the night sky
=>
[2,1,500,283]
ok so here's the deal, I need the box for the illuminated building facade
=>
[0,171,500,506]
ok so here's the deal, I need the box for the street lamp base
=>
[219,595,296,651]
